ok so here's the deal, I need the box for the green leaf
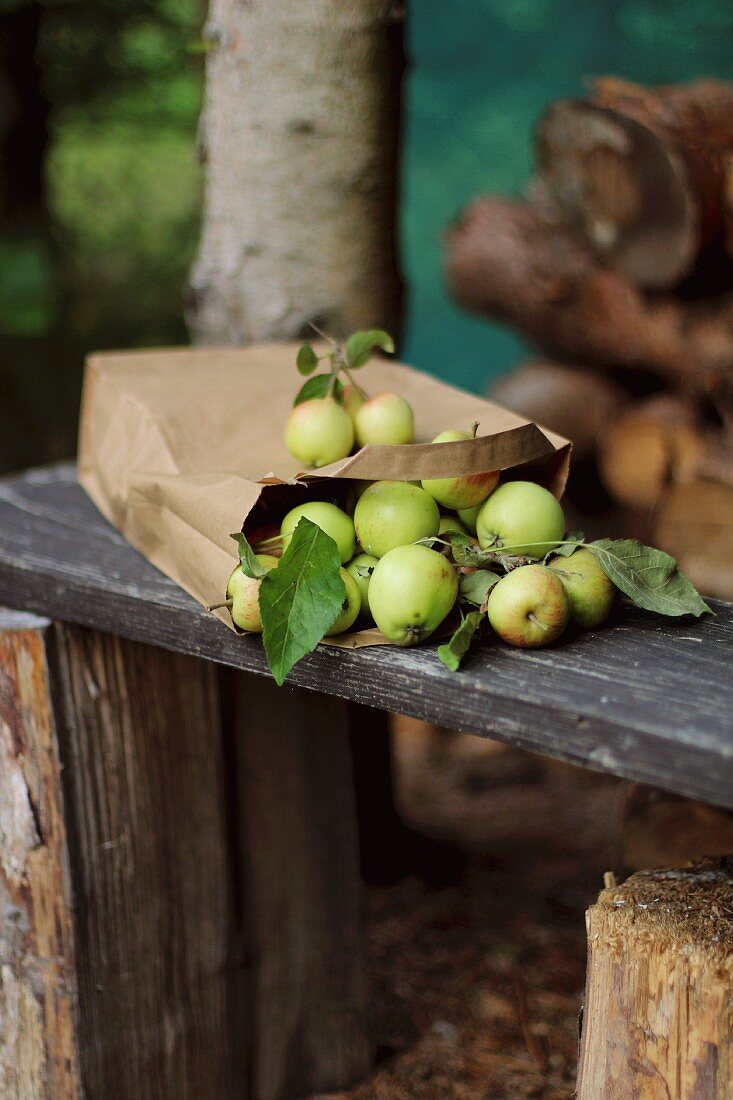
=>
[438,610,486,672]
[546,532,585,559]
[587,539,711,618]
[259,517,345,685]
[459,570,499,608]
[345,329,395,369]
[448,533,511,569]
[294,373,333,405]
[296,343,319,375]
[230,532,266,579]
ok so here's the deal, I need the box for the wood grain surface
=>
[0,465,731,808]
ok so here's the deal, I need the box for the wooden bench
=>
[1,463,732,1099]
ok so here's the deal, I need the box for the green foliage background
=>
[2,0,733,472]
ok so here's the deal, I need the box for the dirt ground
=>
[314,719,628,1100]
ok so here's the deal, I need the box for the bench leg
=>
[577,858,733,1099]
[225,672,371,1100]
[1,613,370,1099]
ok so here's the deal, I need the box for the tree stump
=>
[577,858,733,1099]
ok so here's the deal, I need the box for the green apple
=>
[284,397,354,468]
[280,501,355,563]
[342,385,365,423]
[421,429,500,509]
[439,514,469,536]
[457,502,483,534]
[547,548,615,628]
[487,565,570,648]
[369,544,458,646]
[226,554,279,632]
[476,481,565,556]
[345,479,374,514]
[354,480,440,558]
[354,392,414,447]
[325,568,362,635]
[345,552,378,617]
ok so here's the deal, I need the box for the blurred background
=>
[4,0,733,474]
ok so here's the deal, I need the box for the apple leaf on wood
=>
[587,539,711,618]
[230,532,266,579]
[438,610,486,671]
[259,518,345,685]
[345,329,395,369]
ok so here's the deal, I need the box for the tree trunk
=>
[188,0,403,344]
[537,78,733,289]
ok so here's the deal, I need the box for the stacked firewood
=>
[446,78,733,598]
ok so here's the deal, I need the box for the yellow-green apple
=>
[421,429,499,509]
[477,481,565,556]
[342,385,365,423]
[369,544,458,645]
[487,565,570,648]
[354,480,439,558]
[226,554,279,632]
[354,392,414,446]
[325,568,362,635]
[345,552,378,617]
[284,397,354,468]
[280,501,355,563]
[457,502,483,534]
[547,548,615,628]
[439,514,469,536]
[345,479,373,514]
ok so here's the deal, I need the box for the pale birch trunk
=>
[188,0,403,344]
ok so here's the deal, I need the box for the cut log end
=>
[598,393,705,510]
[538,99,696,288]
[489,361,626,461]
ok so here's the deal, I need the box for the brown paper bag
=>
[78,344,570,644]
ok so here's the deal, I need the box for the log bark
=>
[0,611,81,1100]
[446,195,733,403]
[188,0,403,344]
[489,360,627,461]
[577,858,733,1099]
[537,78,733,288]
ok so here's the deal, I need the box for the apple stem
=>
[207,598,234,612]
[341,361,368,401]
[255,534,282,549]
[307,319,336,346]
[470,420,479,438]
[527,613,549,632]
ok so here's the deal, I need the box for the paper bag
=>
[78,344,570,644]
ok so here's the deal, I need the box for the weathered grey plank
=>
[0,464,731,807]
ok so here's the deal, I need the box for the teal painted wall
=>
[401,0,733,394]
